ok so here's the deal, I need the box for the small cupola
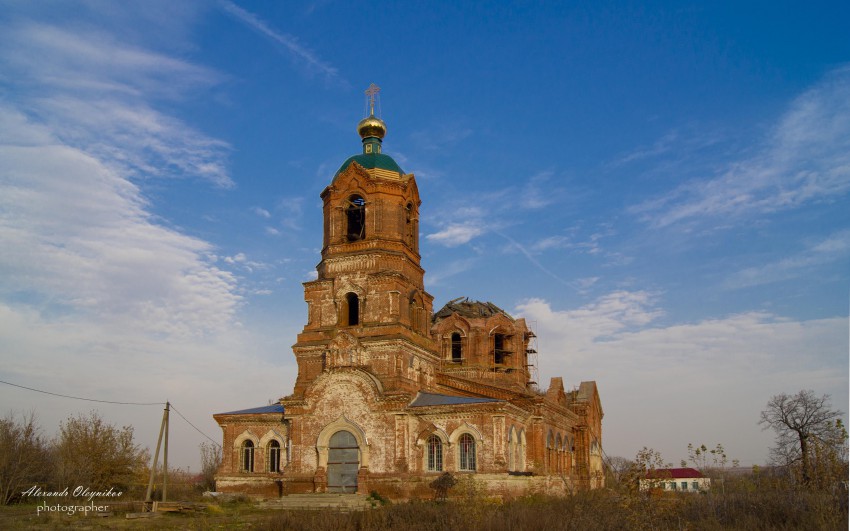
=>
[358,83,386,154]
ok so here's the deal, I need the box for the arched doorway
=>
[327,430,359,493]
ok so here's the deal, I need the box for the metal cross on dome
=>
[365,83,380,116]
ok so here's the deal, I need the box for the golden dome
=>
[357,115,386,140]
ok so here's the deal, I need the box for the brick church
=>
[213,87,604,499]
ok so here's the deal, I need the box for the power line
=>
[1,378,222,449]
[170,403,221,448]
[0,379,165,406]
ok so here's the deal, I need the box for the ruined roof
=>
[216,404,285,416]
[433,297,514,322]
[408,391,502,408]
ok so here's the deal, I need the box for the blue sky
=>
[0,0,847,471]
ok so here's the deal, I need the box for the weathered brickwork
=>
[213,110,604,499]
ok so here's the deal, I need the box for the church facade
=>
[213,90,604,499]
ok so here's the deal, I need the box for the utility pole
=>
[144,401,170,511]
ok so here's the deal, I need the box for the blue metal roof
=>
[217,404,285,415]
[408,391,502,408]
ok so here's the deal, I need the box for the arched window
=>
[493,333,511,365]
[518,429,526,470]
[405,202,419,251]
[458,434,476,471]
[556,434,563,473]
[451,332,463,362]
[508,427,517,471]
[268,440,281,473]
[405,202,413,244]
[241,440,254,472]
[346,195,366,241]
[426,435,443,472]
[343,292,359,326]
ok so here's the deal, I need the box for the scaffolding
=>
[524,321,539,391]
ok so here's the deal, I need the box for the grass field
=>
[1,486,846,530]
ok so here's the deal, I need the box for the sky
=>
[0,0,848,472]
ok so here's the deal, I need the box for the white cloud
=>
[252,207,272,218]
[630,66,850,228]
[0,22,233,188]
[0,15,283,470]
[725,229,850,289]
[0,106,240,336]
[519,170,558,210]
[516,295,848,466]
[426,223,485,247]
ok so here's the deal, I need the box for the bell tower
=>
[291,84,437,396]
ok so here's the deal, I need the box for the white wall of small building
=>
[639,476,711,492]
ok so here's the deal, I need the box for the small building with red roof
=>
[639,467,711,492]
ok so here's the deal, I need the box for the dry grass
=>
[1,480,846,530]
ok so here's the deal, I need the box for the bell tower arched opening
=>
[346,195,365,241]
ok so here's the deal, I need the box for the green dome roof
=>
[335,152,405,177]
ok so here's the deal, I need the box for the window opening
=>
[459,433,476,471]
[451,332,462,362]
[345,292,360,326]
[493,333,511,365]
[346,195,366,241]
[268,440,281,473]
[241,440,254,472]
[427,435,443,472]
[405,202,414,246]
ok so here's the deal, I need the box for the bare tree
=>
[53,411,149,491]
[0,412,51,505]
[199,441,222,492]
[759,390,846,485]
[605,456,634,488]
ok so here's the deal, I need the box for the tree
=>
[605,456,635,488]
[52,411,149,491]
[0,412,51,505]
[759,390,847,486]
[199,441,222,492]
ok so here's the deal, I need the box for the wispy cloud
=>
[252,207,272,218]
[425,258,478,286]
[410,126,473,151]
[497,232,575,289]
[0,22,233,188]
[219,0,341,83]
[426,223,485,247]
[517,296,847,465]
[630,66,850,228]
[725,229,850,289]
[425,171,565,247]
[0,106,240,337]
[519,170,559,210]
[0,12,267,470]
[610,130,680,167]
